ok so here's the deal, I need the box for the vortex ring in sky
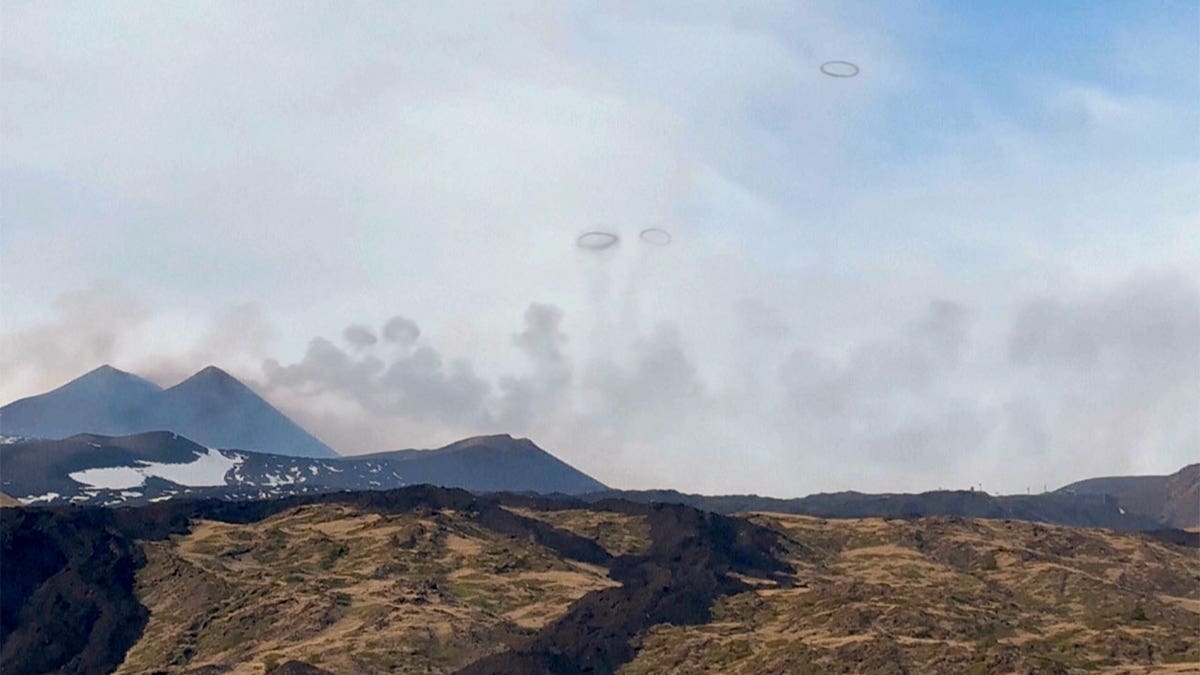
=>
[820,60,860,78]
[577,231,620,250]
[639,228,672,245]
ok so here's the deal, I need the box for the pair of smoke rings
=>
[576,228,671,251]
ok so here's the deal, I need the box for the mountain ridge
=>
[3,430,1193,533]
[358,433,607,495]
[0,431,607,504]
[0,365,338,459]
[1058,463,1200,529]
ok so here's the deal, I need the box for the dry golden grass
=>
[111,503,1200,674]
[502,506,652,556]
[115,503,617,674]
[621,514,1200,675]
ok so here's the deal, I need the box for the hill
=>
[1059,464,1200,529]
[576,486,1170,532]
[361,434,607,495]
[0,365,338,458]
[0,432,606,506]
[1,488,1196,674]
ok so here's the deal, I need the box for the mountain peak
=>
[1,365,339,459]
[182,365,241,384]
[0,365,163,439]
[168,366,258,397]
[442,434,548,456]
[60,364,163,394]
[75,364,157,385]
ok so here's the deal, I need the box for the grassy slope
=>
[623,514,1200,674]
[4,490,1197,674]
[117,504,617,674]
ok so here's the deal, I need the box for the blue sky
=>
[2,1,1197,496]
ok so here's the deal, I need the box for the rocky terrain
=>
[2,488,1197,674]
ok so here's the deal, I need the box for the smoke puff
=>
[382,316,421,345]
[0,283,150,391]
[514,303,568,366]
[343,324,378,349]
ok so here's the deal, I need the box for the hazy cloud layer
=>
[3,272,1195,496]
[2,3,1197,494]
[0,283,151,396]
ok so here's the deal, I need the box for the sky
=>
[2,1,1197,497]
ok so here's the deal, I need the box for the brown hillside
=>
[116,503,617,674]
[3,488,1197,674]
[623,514,1200,674]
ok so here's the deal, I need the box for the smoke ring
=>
[639,228,672,246]
[577,231,620,250]
[820,60,860,78]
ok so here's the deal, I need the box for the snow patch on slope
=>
[18,492,61,504]
[68,448,241,489]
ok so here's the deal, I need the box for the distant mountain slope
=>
[0,432,606,506]
[0,365,338,458]
[154,366,338,459]
[577,486,1168,532]
[0,365,162,438]
[0,433,398,506]
[1059,463,1200,529]
[362,434,607,495]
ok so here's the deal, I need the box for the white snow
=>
[0,435,23,444]
[1119,507,1126,515]
[309,466,319,475]
[18,492,61,505]
[263,472,297,486]
[68,448,241,490]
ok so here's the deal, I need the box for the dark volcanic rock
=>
[0,507,147,675]
[1143,528,1200,548]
